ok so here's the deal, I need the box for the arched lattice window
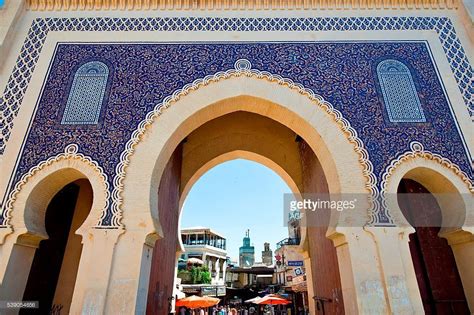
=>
[377,59,426,123]
[61,61,109,125]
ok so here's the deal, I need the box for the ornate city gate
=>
[0,3,473,314]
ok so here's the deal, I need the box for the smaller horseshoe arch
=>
[0,144,110,314]
[381,142,474,313]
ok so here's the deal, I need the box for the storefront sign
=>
[201,285,226,296]
[287,260,304,266]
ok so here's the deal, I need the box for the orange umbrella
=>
[176,295,220,309]
[202,296,220,306]
[255,294,291,305]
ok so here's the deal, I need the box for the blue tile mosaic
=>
[1,41,472,226]
[0,17,473,155]
[1,16,473,227]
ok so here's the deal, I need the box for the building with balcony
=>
[178,227,227,288]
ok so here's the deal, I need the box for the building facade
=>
[226,265,275,291]
[275,237,309,311]
[178,227,227,286]
[261,242,273,266]
[0,0,473,314]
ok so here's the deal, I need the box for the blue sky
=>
[181,159,291,263]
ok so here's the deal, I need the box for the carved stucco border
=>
[381,141,474,193]
[24,0,459,11]
[2,144,111,230]
[380,141,474,223]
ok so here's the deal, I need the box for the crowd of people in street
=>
[179,306,253,315]
[178,305,306,315]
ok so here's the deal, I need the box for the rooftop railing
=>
[276,237,300,249]
[181,234,226,250]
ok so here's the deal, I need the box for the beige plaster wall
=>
[0,0,25,73]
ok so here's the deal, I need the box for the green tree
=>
[187,266,212,284]
[200,269,211,284]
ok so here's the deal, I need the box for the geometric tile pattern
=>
[61,61,109,125]
[0,16,473,154]
[2,41,472,228]
[377,59,426,123]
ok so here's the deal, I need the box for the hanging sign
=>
[294,267,304,276]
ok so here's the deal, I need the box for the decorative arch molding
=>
[380,141,474,225]
[2,144,111,238]
[381,141,474,193]
[112,59,378,229]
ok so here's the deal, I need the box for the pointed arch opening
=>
[113,76,371,314]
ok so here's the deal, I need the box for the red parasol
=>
[255,294,291,305]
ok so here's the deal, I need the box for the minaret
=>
[262,242,273,266]
[239,229,255,267]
